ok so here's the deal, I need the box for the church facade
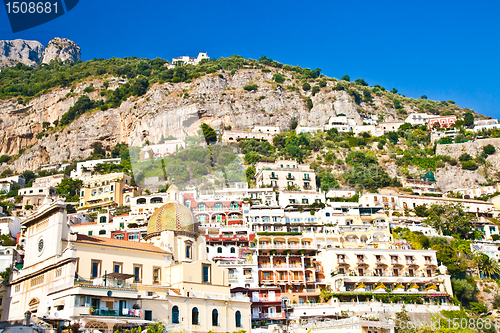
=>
[5,187,251,332]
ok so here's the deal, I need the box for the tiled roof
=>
[71,222,97,227]
[74,234,171,254]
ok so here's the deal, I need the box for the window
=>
[145,310,152,321]
[302,199,308,204]
[217,247,223,253]
[212,309,219,326]
[133,264,142,283]
[99,230,106,235]
[153,267,161,284]
[192,307,199,325]
[91,260,101,279]
[230,247,236,254]
[113,262,123,274]
[172,305,179,324]
[186,244,192,259]
[203,264,211,283]
[128,233,139,241]
[114,234,124,240]
[99,216,107,223]
[88,231,93,236]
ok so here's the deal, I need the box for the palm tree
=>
[474,253,500,278]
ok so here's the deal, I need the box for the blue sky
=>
[1,0,499,118]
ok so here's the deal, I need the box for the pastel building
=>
[255,160,316,191]
[5,187,251,332]
[139,140,185,161]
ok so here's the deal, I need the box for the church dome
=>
[146,201,197,236]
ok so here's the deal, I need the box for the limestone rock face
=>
[41,38,81,64]
[0,39,45,68]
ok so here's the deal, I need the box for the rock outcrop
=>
[0,39,45,68]
[41,37,81,64]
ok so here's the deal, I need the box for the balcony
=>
[245,275,253,280]
[286,175,295,180]
[337,259,347,264]
[270,174,278,180]
[74,278,137,291]
[86,308,142,317]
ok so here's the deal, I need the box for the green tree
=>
[354,78,368,86]
[243,84,258,91]
[311,85,320,96]
[305,98,313,110]
[302,82,311,91]
[464,112,474,127]
[56,178,83,202]
[200,123,217,144]
[414,204,428,217]
[341,75,350,82]
[474,252,500,278]
[1,169,13,177]
[91,142,106,159]
[272,73,285,84]
[483,144,496,155]
[387,131,399,144]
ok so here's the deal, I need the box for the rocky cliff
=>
[0,68,415,173]
[0,37,80,69]
[0,39,44,68]
[0,46,490,193]
[41,37,81,64]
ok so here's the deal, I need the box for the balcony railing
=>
[286,175,295,180]
[270,175,278,179]
[86,308,142,317]
[74,279,137,291]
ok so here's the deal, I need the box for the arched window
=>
[212,309,218,326]
[172,306,179,324]
[230,247,236,254]
[99,230,106,235]
[192,307,199,325]
[99,216,107,223]
[235,310,242,328]
[217,247,222,253]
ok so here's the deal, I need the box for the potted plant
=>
[89,306,95,314]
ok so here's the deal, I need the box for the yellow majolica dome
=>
[146,201,197,235]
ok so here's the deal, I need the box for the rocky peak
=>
[0,39,45,68]
[41,37,81,64]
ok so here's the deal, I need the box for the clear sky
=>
[1,0,499,118]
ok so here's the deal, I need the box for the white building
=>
[255,160,317,191]
[326,189,357,199]
[377,121,404,133]
[251,126,280,134]
[447,185,497,199]
[40,162,71,173]
[171,52,209,66]
[295,126,323,134]
[0,216,21,238]
[0,246,18,272]
[474,119,500,132]
[139,140,185,161]
[70,158,121,179]
[404,113,439,127]
[32,174,68,188]
[471,241,500,261]
[353,125,383,137]
[278,191,325,208]
[325,116,356,132]
[0,175,26,194]
[431,129,459,143]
